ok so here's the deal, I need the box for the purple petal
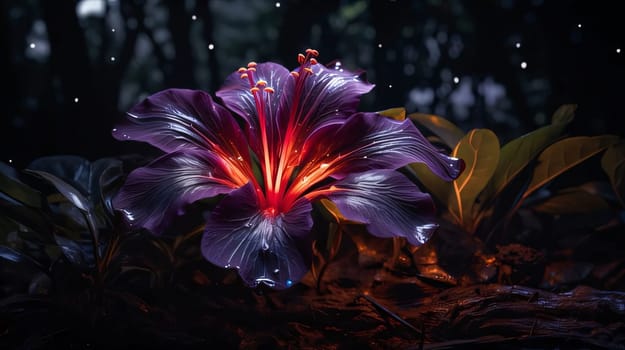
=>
[112,151,238,234]
[320,170,438,246]
[216,63,291,153]
[283,63,375,133]
[301,112,463,181]
[202,183,313,289]
[114,89,249,161]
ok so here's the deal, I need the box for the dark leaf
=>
[601,141,625,207]
[0,162,43,208]
[409,112,465,149]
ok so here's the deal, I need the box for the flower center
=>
[238,49,320,213]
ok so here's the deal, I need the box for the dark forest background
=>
[1,0,624,168]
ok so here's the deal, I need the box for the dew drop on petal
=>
[273,269,280,275]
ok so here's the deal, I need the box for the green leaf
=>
[409,113,465,149]
[481,123,571,206]
[551,104,577,125]
[449,129,500,230]
[523,135,619,200]
[532,187,610,214]
[26,170,90,212]
[601,141,625,207]
[378,107,406,121]
[0,163,43,208]
[407,162,451,205]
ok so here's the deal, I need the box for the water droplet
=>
[262,240,269,251]
[520,61,527,69]
[110,56,116,62]
[275,2,280,7]
[74,97,79,103]
[453,76,460,84]
[123,134,129,139]
[208,43,215,50]
[237,156,243,161]
[112,128,117,132]
[244,222,252,228]
[191,15,197,20]
[29,43,36,49]
[363,155,368,159]
[224,264,231,269]
[273,269,280,275]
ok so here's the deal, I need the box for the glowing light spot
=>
[617,48,621,54]
[320,163,329,169]
[286,279,293,287]
[8,159,12,163]
[29,43,36,49]
[388,84,393,88]
[520,61,527,69]
[577,23,582,28]
[208,43,215,50]
[110,56,116,62]
[453,76,460,84]
[111,28,116,32]
[515,42,521,48]
[191,15,197,20]
[378,43,383,48]
[74,97,79,103]
[275,2,281,7]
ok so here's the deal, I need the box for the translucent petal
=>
[301,112,463,181]
[201,183,313,289]
[114,89,249,162]
[112,150,238,234]
[322,169,438,246]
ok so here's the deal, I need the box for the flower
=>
[112,49,463,289]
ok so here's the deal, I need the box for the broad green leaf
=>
[601,141,625,207]
[378,107,406,121]
[522,135,619,200]
[409,113,465,149]
[25,170,90,212]
[532,188,610,214]
[407,162,451,205]
[449,129,500,229]
[0,163,43,209]
[481,123,570,205]
[481,106,576,206]
[551,104,577,125]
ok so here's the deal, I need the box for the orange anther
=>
[309,58,318,65]
[297,53,306,64]
[263,87,275,93]
[305,48,319,56]
[303,67,314,74]
[240,73,248,79]
[250,87,261,93]
[247,61,257,68]
[247,67,256,72]
[290,71,300,78]
[256,80,267,87]
[237,67,247,73]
